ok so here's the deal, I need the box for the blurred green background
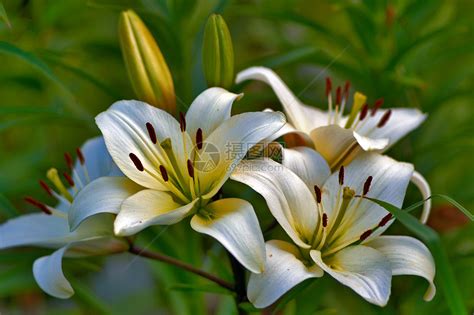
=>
[0,0,472,314]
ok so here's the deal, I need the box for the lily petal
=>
[33,246,74,299]
[282,147,331,190]
[69,177,142,231]
[356,109,426,150]
[231,159,318,248]
[191,198,265,274]
[366,236,436,301]
[410,171,432,224]
[185,87,242,140]
[311,245,392,306]
[322,153,414,249]
[236,66,325,133]
[96,100,192,190]
[200,111,286,199]
[114,189,198,236]
[248,240,323,308]
[0,214,114,249]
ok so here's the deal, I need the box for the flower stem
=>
[128,244,234,291]
[228,252,248,315]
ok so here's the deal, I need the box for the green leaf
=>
[0,193,20,218]
[365,197,467,315]
[403,194,473,221]
[168,283,233,295]
[0,2,11,28]
[70,277,113,315]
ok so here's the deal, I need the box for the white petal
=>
[0,213,114,249]
[236,66,321,133]
[185,87,242,140]
[114,189,198,236]
[282,147,331,190]
[365,236,436,301]
[310,125,364,170]
[353,131,389,151]
[231,159,318,248]
[96,100,191,190]
[33,246,74,299]
[311,245,392,306]
[73,137,122,184]
[322,153,414,249]
[191,198,265,274]
[199,111,286,199]
[248,240,323,308]
[356,109,426,149]
[69,177,142,231]
[410,171,432,224]
[259,109,313,147]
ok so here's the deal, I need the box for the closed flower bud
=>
[202,14,234,89]
[119,10,176,114]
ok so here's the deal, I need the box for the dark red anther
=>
[196,128,203,150]
[187,159,194,178]
[363,176,373,195]
[64,152,73,170]
[377,110,392,128]
[371,98,384,116]
[146,122,157,144]
[336,86,342,105]
[360,229,373,241]
[129,153,144,171]
[359,103,369,121]
[322,213,328,227]
[325,77,332,97]
[379,213,393,227]
[338,166,345,185]
[25,196,52,215]
[39,180,53,197]
[76,147,85,165]
[343,81,351,100]
[314,185,322,203]
[63,172,74,187]
[159,165,168,182]
[179,112,186,132]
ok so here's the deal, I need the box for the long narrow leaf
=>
[0,2,11,28]
[366,197,467,315]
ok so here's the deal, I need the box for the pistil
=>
[47,168,73,202]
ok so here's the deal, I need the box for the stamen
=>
[146,122,157,144]
[322,213,328,227]
[338,166,345,185]
[179,112,186,132]
[187,159,194,178]
[377,110,392,128]
[63,172,75,187]
[25,196,52,215]
[371,98,384,116]
[64,152,73,170]
[129,153,144,171]
[196,128,203,150]
[39,180,53,197]
[76,147,85,165]
[325,77,332,97]
[343,81,350,101]
[314,185,322,203]
[378,213,393,227]
[363,176,373,195]
[359,103,369,120]
[335,86,342,106]
[359,229,373,241]
[159,165,169,182]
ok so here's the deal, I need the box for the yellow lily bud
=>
[119,10,176,114]
[202,14,234,89]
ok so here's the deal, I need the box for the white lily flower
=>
[231,150,436,308]
[236,66,432,223]
[0,137,140,298]
[95,87,286,273]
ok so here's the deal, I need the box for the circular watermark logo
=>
[193,141,220,172]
